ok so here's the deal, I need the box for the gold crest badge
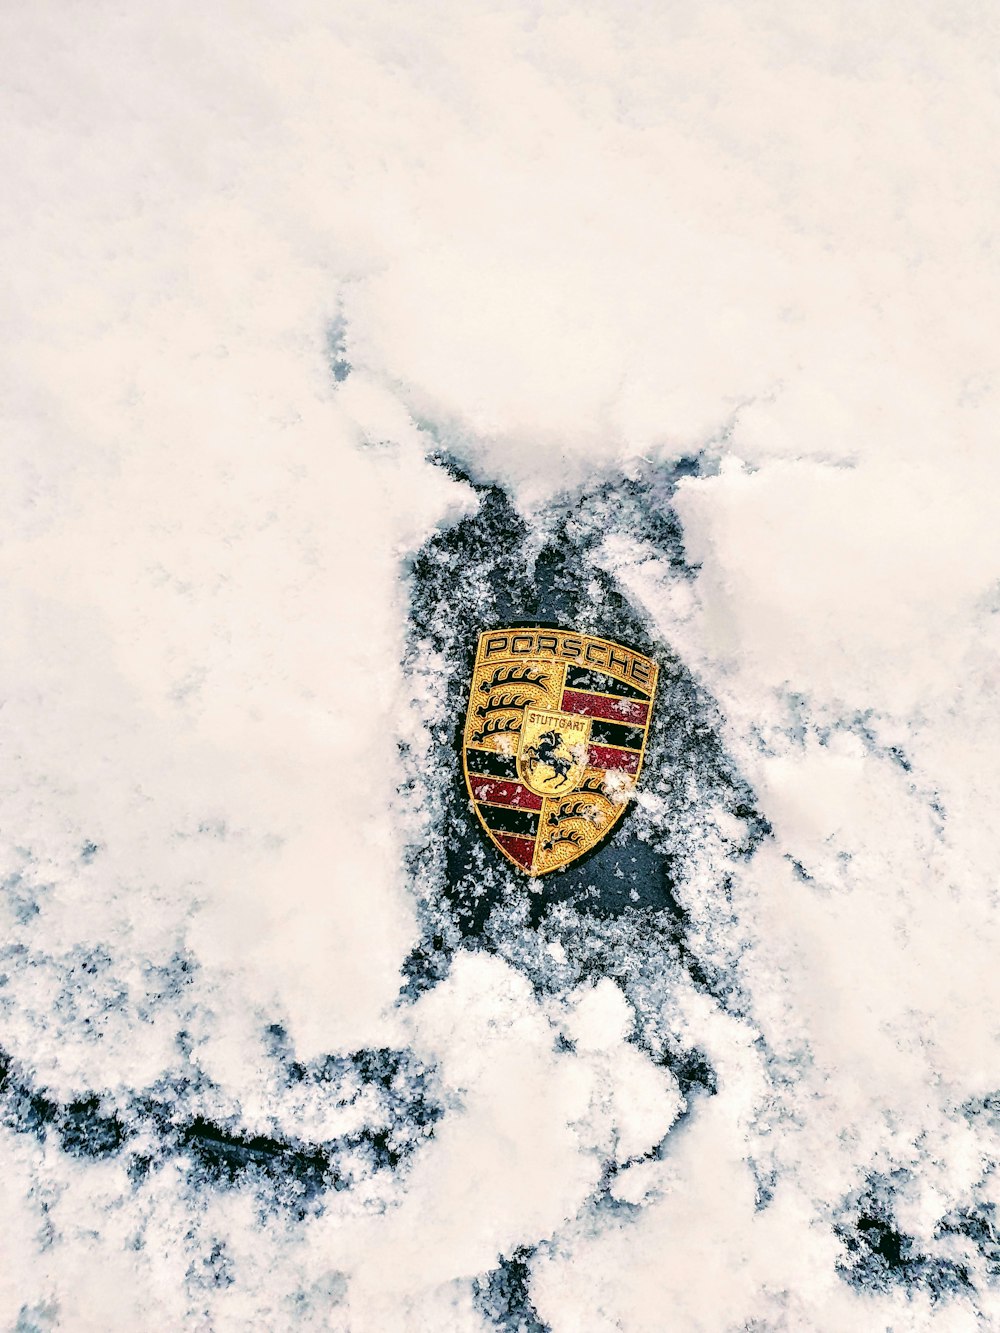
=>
[462,628,658,875]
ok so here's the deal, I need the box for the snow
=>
[3,0,1000,1328]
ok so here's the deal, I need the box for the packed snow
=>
[2,1,1000,1328]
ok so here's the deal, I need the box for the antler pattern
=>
[578,775,606,795]
[471,715,522,745]
[546,799,598,827]
[476,693,533,719]
[542,829,583,853]
[479,666,548,694]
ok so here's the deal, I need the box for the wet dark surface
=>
[403,459,768,963]
[0,1039,441,1218]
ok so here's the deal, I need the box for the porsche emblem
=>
[463,628,658,875]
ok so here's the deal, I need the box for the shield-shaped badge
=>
[462,628,658,875]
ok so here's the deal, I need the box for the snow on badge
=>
[463,628,658,876]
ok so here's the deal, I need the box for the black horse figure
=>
[523,729,574,788]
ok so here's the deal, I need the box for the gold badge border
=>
[462,627,659,877]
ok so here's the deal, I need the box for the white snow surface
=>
[2,1,1000,1329]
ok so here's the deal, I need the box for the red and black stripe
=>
[466,748,519,780]
[558,682,647,776]
[478,803,540,837]
[466,748,541,864]
[588,744,640,775]
[561,688,650,726]
[468,776,542,811]
[589,719,646,750]
[491,832,535,869]
[564,666,650,701]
